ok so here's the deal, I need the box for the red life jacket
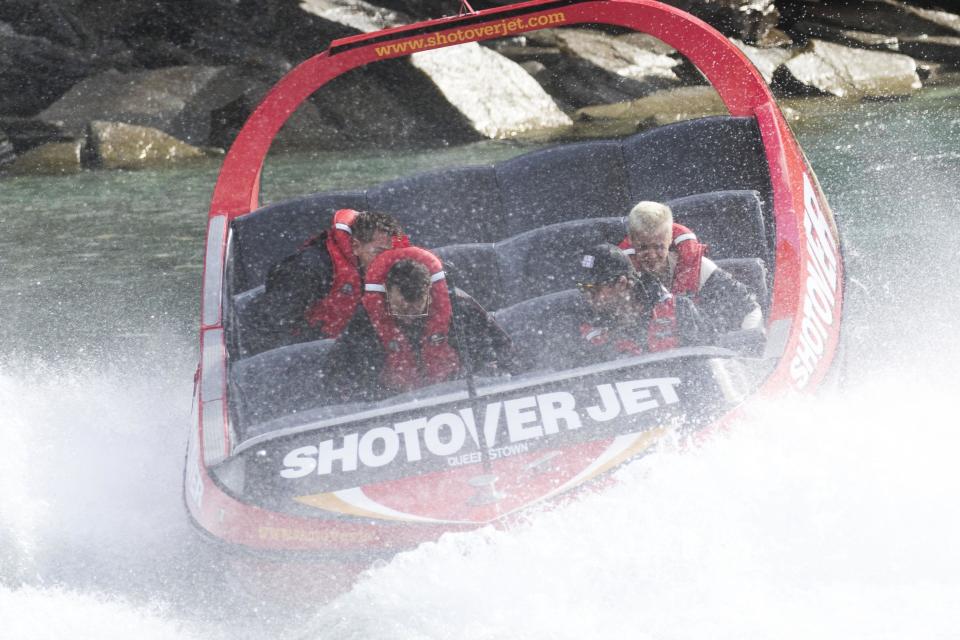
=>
[362,246,460,393]
[580,295,679,355]
[619,223,708,296]
[304,209,363,338]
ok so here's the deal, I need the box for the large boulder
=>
[86,120,210,170]
[549,29,681,86]
[514,29,684,111]
[781,0,960,63]
[5,139,83,175]
[205,81,350,151]
[731,39,797,84]
[0,22,95,116]
[301,0,570,142]
[0,118,73,154]
[574,85,729,137]
[411,44,571,138]
[780,0,960,40]
[774,39,921,98]
[37,66,260,146]
[786,20,901,52]
[899,34,960,65]
[663,0,781,44]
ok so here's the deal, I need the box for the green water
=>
[0,141,531,363]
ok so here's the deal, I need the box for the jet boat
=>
[185,0,844,574]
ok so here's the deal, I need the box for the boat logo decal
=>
[279,376,681,478]
[790,173,841,389]
[372,11,568,59]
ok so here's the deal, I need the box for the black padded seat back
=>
[367,165,503,246]
[714,257,769,312]
[230,191,367,291]
[231,285,264,356]
[622,117,771,208]
[230,338,335,429]
[432,243,502,311]
[494,289,588,372]
[495,217,627,308]
[669,190,769,264]
[495,141,628,237]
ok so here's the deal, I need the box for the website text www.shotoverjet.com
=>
[373,12,568,58]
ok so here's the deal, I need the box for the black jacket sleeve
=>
[258,236,335,339]
[318,306,385,403]
[698,267,760,334]
[449,288,518,376]
[674,295,718,348]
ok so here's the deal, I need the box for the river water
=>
[2,86,959,639]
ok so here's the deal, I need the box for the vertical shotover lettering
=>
[790,173,841,389]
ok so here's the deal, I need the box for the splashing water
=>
[3,348,958,639]
[303,369,960,640]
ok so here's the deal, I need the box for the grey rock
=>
[899,34,960,65]
[781,0,960,40]
[206,80,348,151]
[521,28,684,111]
[552,28,681,85]
[410,44,571,139]
[306,60,480,148]
[575,85,728,128]
[774,39,921,99]
[6,139,83,175]
[0,117,72,154]
[0,133,14,168]
[731,39,797,84]
[301,0,569,142]
[86,120,208,170]
[0,25,95,115]
[38,66,259,146]
[788,19,901,52]
[663,0,780,44]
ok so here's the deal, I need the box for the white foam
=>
[4,343,960,639]
[0,585,207,640]
[305,369,960,640]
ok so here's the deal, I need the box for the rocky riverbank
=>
[2,0,959,175]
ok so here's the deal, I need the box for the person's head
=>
[385,259,432,326]
[627,201,673,276]
[351,211,404,268]
[577,243,662,319]
[577,243,638,316]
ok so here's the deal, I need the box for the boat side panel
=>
[754,102,844,392]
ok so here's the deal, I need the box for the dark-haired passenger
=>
[320,248,515,403]
[252,209,404,350]
[573,243,715,364]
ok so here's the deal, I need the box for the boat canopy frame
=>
[207,0,778,223]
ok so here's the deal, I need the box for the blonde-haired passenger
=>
[620,201,762,333]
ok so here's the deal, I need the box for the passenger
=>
[257,209,404,345]
[573,243,714,363]
[619,201,762,333]
[321,247,515,402]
